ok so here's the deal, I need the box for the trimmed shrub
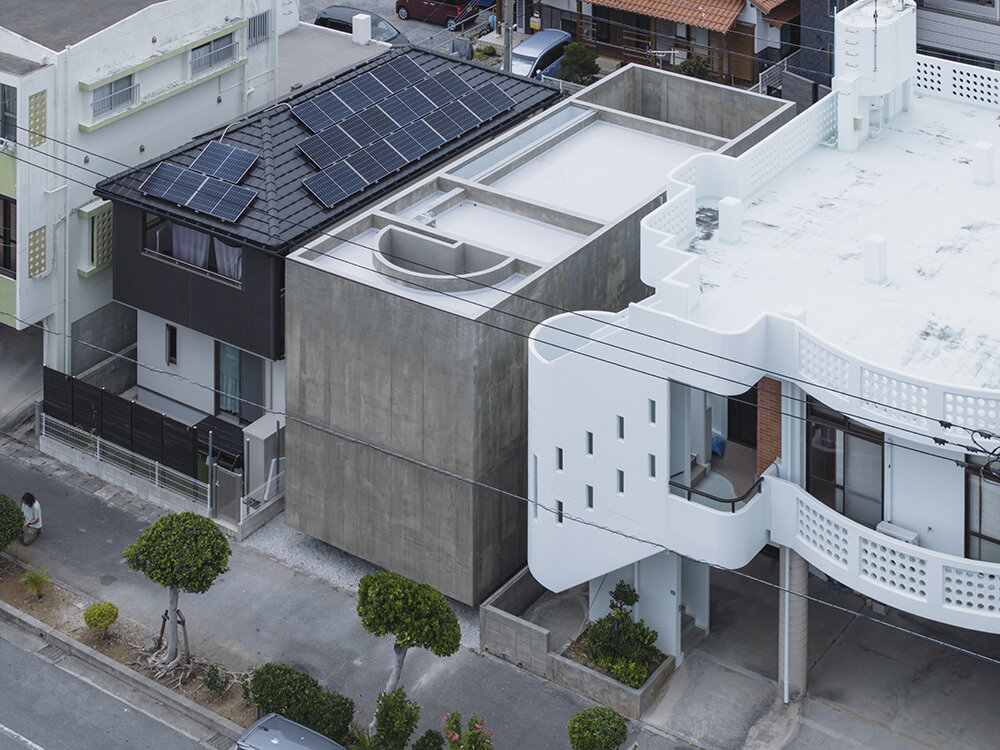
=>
[567,707,628,750]
[585,581,660,688]
[19,567,51,600]
[249,663,354,743]
[560,43,599,85]
[0,493,24,551]
[84,601,119,635]
[676,56,711,80]
[374,687,420,750]
[202,664,230,694]
[608,659,647,689]
[413,729,446,750]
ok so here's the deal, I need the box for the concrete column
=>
[778,545,808,703]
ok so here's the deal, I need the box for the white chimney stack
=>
[864,234,887,284]
[352,13,372,45]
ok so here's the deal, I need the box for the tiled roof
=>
[763,0,801,28]
[94,48,560,255]
[589,0,744,34]
[749,0,784,14]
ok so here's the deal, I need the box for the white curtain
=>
[172,224,210,268]
[214,239,243,281]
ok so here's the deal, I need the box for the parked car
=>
[314,6,409,45]
[395,0,468,26]
[510,29,571,79]
[237,714,348,750]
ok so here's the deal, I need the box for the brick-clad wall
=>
[756,376,782,475]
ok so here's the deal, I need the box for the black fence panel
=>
[71,380,103,434]
[162,418,197,477]
[130,403,163,464]
[101,394,132,450]
[42,367,73,423]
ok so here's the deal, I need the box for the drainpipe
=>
[61,44,72,372]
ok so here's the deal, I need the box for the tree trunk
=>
[370,642,408,731]
[165,586,179,663]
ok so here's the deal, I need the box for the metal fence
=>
[539,75,585,95]
[749,49,803,94]
[191,40,239,77]
[240,457,285,523]
[41,413,209,506]
[92,82,139,120]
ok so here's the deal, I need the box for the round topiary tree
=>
[567,707,628,750]
[84,601,119,639]
[122,512,231,668]
[0,493,25,552]
[357,571,460,727]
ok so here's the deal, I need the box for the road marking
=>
[0,723,46,750]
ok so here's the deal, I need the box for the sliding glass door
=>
[216,342,263,424]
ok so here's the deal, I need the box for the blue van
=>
[510,29,572,80]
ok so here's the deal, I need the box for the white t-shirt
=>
[22,502,41,529]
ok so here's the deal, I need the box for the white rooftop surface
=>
[491,121,707,222]
[687,94,1000,389]
[430,200,584,264]
[277,24,385,96]
[308,229,530,318]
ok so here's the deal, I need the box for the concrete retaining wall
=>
[480,567,550,677]
[549,652,676,720]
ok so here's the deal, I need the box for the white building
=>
[0,0,295,379]
[528,0,1000,699]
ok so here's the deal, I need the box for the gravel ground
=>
[244,511,481,647]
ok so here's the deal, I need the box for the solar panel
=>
[191,141,259,183]
[315,90,353,122]
[396,88,435,118]
[291,99,330,133]
[431,70,471,98]
[186,176,230,213]
[340,114,379,149]
[190,141,229,175]
[388,56,428,85]
[358,107,398,140]
[353,73,392,103]
[479,82,516,113]
[333,81,372,113]
[346,150,388,184]
[423,110,462,141]
[302,161,367,208]
[139,163,185,198]
[441,101,480,134]
[379,96,417,127]
[298,133,340,169]
[386,129,426,162]
[213,184,257,222]
[414,77,452,108]
[185,178,256,222]
[163,168,207,204]
[371,64,410,95]
[403,120,444,151]
[322,125,360,160]
[459,90,499,120]
[365,140,407,173]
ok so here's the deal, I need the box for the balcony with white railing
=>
[191,40,239,78]
[92,82,140,121]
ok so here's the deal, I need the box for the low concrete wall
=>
[480,567,550,677]
[549,652,676,720]
[237,497,284,542]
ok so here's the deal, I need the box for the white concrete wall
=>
[888,438,965,556]
[136,311,215,416]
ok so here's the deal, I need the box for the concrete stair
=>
[680,607,707,657]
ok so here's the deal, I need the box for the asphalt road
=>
[0,637,205,750]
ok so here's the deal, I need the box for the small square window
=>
[617,470,624,494]
[648,399,656,424]
[556,500,564,524]
[586,431,594,455]
[165,324,177,365]
[617,415,625,440]
[648,454,656,478]
[556,447,564,470]
[586,485,594,509]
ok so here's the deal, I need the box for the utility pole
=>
[503,0,514,72]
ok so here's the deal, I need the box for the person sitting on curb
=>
[21,492,42,545]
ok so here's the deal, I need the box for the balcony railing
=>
[191,41,239,77]
[92,83,139,120]
[241,457,285,523]
[143,247,242,289]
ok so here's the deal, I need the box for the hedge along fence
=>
[248,663,354,743]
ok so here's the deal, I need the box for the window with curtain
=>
[967,456,1000,562]
[217,342,241,416]
[0,84,15,141]
[213,238,243,281]
[172,224,211,268]
[216,342,263,423]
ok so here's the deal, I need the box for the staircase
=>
[680,606,707,659]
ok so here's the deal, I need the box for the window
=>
[0,84,15,141]
[1,196,14,278]
[586,431,594,455]
[248,11,272,47]
[192,33,237,76]
[586,484,593,509]
[648,399,656,424]
[165,324,178,364]
[967,457,1000,562]
[648,454,656,478]
[806,399,884,529]
[556,500,564,524]
[556,447,564,470]
[617,415,624,440]
[617,469,624,494]
[216,342,263,423]
[144,216,243,283]
[93,75,136,119]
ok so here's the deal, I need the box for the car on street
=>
[314,5,409,45]
[237,713,348,750]
[510,29,571,79]
[395,0,469,26]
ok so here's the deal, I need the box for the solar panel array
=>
[295,56,518,209]
[138,141,260,222]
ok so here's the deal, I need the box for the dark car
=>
[314,6,409,45]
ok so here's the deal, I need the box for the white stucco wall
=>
[136,310,216,416]
[888,438,966,556]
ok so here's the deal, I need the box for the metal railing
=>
[539,75,586,95]
[41,413,209,506]
[92,82,139,120]
[669,474,764,513]
[749,49,803,94]
[191,41,239,77]
[240,457,285,523]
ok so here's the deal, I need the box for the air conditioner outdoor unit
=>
[876,520,919,545]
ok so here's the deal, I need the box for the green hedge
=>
[249,663,354,743]
[567,707,628,750]
[0,493,24,551]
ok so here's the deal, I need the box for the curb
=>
[0,598,244,743]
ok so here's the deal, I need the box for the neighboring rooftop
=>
[95,47,561,254]
[0,51,44,76]
[1,0,159,49]
[276,23,387,96]
[687,92,1000,389]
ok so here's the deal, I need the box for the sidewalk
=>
[2,426,1000,749]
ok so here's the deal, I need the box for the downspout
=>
[782,548,790,704]
[62,43,72,371]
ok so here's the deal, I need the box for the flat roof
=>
[276,24,385,96]
[688,93,1000,389]
[0,51,44,76]
[1,0,160,49]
